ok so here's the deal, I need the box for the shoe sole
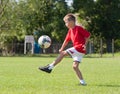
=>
[38,67,51,73]
[78,83,87,86]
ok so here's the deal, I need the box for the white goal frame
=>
[24,35,34,54]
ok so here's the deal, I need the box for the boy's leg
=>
[73,62,86,85]
[52,51,68,66]
[73,61,83,80]
[39,51,68,73]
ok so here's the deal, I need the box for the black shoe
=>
[39,65,52,73]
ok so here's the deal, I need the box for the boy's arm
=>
[59,30,70,53]
[85,36,90,46]
[59,40,69,53]
[82,36,90,51]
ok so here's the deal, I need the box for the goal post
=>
[24,35,34,54]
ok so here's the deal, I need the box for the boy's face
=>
[64,17,75,29]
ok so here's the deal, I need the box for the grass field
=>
[0,56,120,94]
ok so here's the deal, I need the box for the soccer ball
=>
[38,35,51,49]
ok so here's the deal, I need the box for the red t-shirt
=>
[65,25,90,53]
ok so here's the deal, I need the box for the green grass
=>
[0,56,120,94]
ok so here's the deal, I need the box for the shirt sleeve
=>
[64,30,71,42]
[79,26,90,38]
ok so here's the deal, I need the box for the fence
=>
[0,39,120,57]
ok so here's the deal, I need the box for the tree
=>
[22,0,69,42]
[0,0,9,32]
[0,0,71,55]
[49,0,69,42]
[0,0,16,45]
[0,0,70,52]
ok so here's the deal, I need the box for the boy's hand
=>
[59,41,68,53]
[59,49,63,53]
[82,45,86,51]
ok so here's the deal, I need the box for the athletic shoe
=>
[39,65,52,73]
[80,80,87,86]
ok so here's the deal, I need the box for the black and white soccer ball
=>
[38,35,51,49]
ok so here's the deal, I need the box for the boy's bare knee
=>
[73,65,77,70]
[73,62,79,71]
[60,51,67,57]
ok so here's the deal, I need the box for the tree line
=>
[0,0,120,53]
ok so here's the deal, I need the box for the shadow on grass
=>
[95,84,120,87]
[77,84,120,87]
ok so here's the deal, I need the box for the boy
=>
[39,13,90,85]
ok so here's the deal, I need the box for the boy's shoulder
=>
[75,25,89,33]
[75,25,84,30]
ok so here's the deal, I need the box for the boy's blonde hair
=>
[63,13,76,22]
